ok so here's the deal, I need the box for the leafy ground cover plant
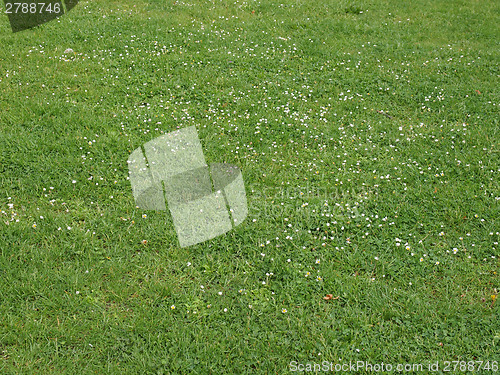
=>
[0,0,498,373]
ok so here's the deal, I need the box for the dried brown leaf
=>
[323,294,339,301]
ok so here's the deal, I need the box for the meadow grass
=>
[0,0,498,373]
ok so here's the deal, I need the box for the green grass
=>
[0,0,499,373]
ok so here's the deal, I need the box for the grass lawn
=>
[0,0,498,373]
